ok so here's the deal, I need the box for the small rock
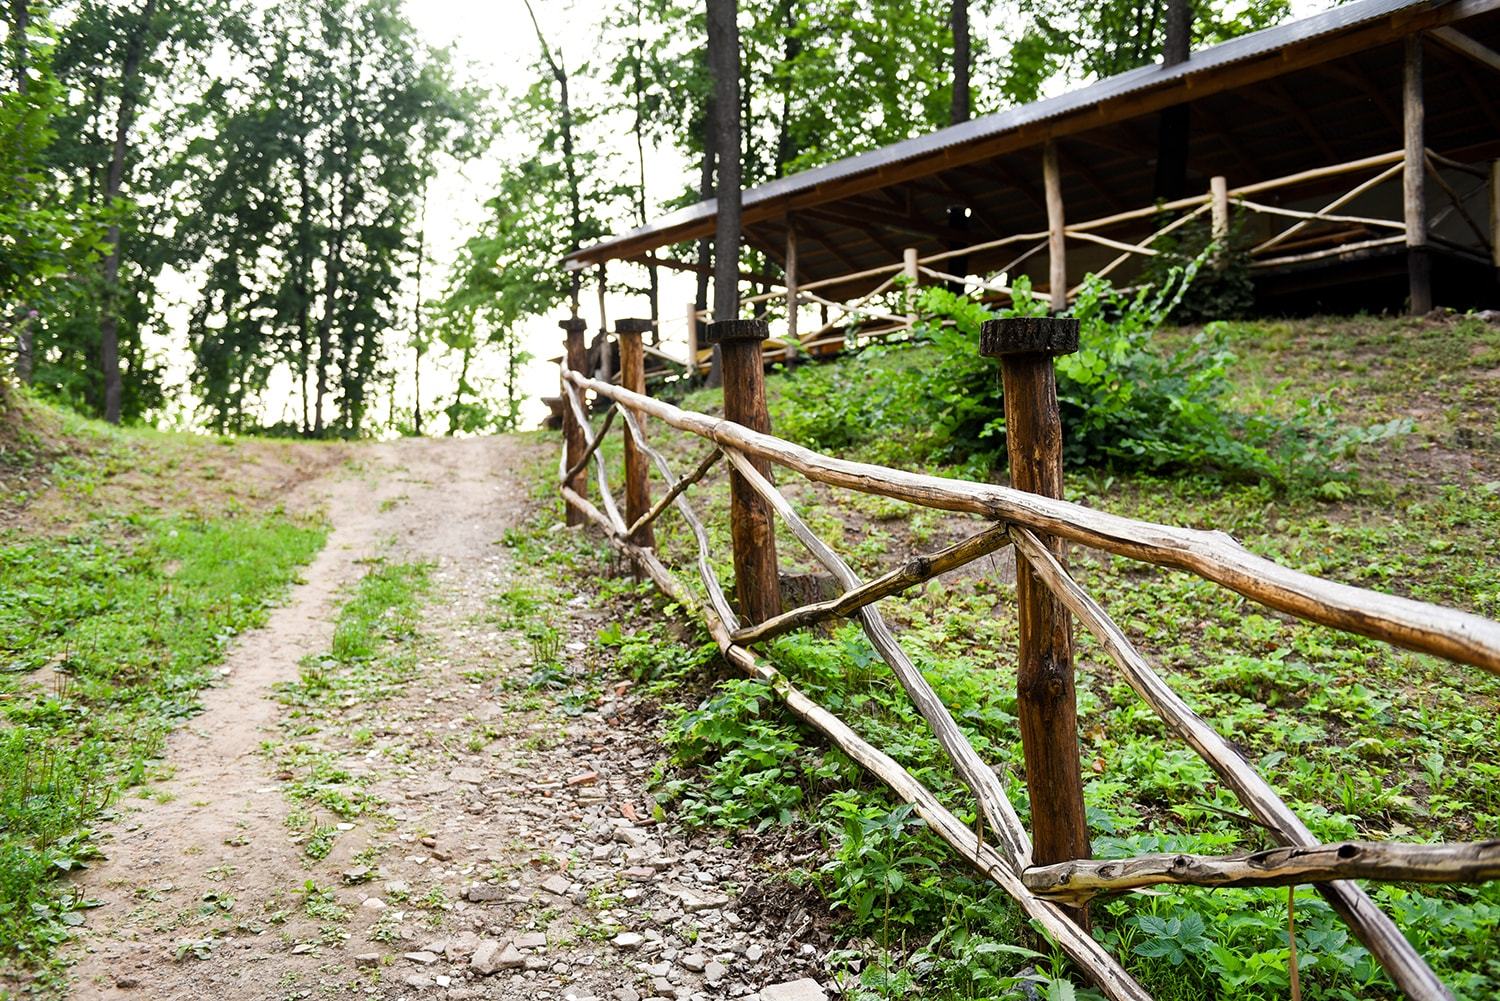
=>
[703,961,726,984]
[446,931,480,961]
[466,884,506,903]
[353,953,381,968]
[360,896,386,910]
[761,979,827,1001]
[541,874,572,896]
[404,974,434,989]
[679,953,707,973]
[613,931,645,950]
[567,771,599,786]
[403,950,439,965]
[611,989,641,1001]
[115,976,141,989]
[469,939,506,975]
[497,942,527,969]
[514,931,547,950]
[385,879,410,896]
[745,944,764,962]
[450,766,486,784]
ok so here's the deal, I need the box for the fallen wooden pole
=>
[557,482,1152,1001]
[1023,840,1500,905]
[561,370,1500,676]
[1008,525,1454,1001]
[731,521,1013,646]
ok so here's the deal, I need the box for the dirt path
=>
[66,436,833,1001]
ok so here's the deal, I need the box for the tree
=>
[707,0,741,325]
[1154,0,1191,200]
[950,0,970,125]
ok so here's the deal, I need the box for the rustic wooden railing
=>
[554,315,1500,1001]
[589,146,1498,390]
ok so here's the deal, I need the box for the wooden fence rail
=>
[553,315,1500,1001]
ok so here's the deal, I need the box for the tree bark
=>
[707,0,741,324]
[629,18,660,334]
[950,1,970,125]
[524,0,584,313]
[98,0,158,424]
[1153,0,1191,201]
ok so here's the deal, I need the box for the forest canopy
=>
[1,0,1291,435]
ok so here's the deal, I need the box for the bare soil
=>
[63,436,831,1001]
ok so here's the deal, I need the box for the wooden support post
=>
[785,222,800,351]
[705,319,780,625]
[1404,36,1432,315]
[597,264,614,383]
[560,318,590,526]
[685,300,701,376]
[615,318,656,551]
[1043,141,1068,313]
[903,246,920,325]
[1210,175,1230,269]
[1490,159,1500,272]
[980,316,1090,927]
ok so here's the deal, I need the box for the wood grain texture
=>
[616,328,655,550]
[731,522,1012,646]
[558,482,1152,1001]
[1023,840,1500,904]
[1404,35,1431,314]
[560,371,1500,676]
[721,447,1032,869]
[1043,140,1067,312]
[717,331,782,625]
[1009,526,1454,1001]
[994,335,1090,929]
[561,323,589,525]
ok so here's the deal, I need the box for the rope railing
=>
[554,308,1500,1001]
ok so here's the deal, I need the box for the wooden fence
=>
[591,145,1498,388]
[553,314,1500,1001]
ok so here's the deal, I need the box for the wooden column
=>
[903,246,920,325]
[616,318,655,551]
[705,318,780,625]
[1404,36,1432,315]
[597,264,614,383]
[980,315,1090,927]
[560,317,590,526]
[785,222,799,349]
[685,300,701,376]
[1490,159,1500,272]
[1043,141,1067,312]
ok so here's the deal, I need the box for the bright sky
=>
[173,0,1333,433]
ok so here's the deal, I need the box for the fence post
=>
[903,246,920,327]
[1043,140,1068,312]
[1210,175,1230,269]
[616,318,655,551]
[560,317,590,526]
[981,315,1090,928]
[705,318,781,625]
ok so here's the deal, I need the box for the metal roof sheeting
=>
[567,0,1447,266]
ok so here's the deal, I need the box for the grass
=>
[0,394,329,985]
[267,559,429,876]
[536,312,1500,1000]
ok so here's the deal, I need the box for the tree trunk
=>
[694,98,716,315]
[629,20,660,334]
[774,0,800,175]
[9,0,29,93]
[524,0,584,314]
[950,1,970,125]
[1153,0,1191,200]
[707,0,741,326]
[98,0,158,424]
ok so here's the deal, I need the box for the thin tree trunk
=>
[524,0,584,314]
[774,0,799,176]
[412,182,427,436]
[1153,0,1191,200]
[950,1,970,125]
[98,0,157,424]
[707,0,741,324]
[630,9,660,334]
[10,0,29,93]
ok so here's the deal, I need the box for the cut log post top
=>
[615,317,655,335]
[702,318,771,345]
[979,316,1080,358]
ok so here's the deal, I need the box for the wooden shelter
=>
[567,0,1500,349]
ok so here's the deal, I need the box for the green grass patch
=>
[0,510,325,978]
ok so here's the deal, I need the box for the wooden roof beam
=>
[803,202,975,244]
[1429,25,1500,75]
[795,217,868,274]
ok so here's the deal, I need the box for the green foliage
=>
[0,509,325,976]
[773,268,1410,487]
